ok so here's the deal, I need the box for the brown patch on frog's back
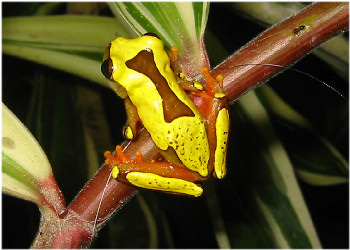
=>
[126,50,194,123]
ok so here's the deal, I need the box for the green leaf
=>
[109,2,208,47]
[226,92,321,248]
[3,43,107,86]
[2,16,130,86]
[75,86,114,178]
[24,71,110,201]
[205,178,231,248]
[3,16,128,49]
[256,86,348,185]
[109,2,210,77]
[2,103,51,203]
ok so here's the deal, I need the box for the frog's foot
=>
[170,46,179,62]
[185,67,226,116]
[123,97,141,140]
[126,172,203,197]
[169,46,184,75]
[200,67,225,95]
[104,145,135,166]
[104,146,204,197]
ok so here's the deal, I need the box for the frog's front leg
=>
[169,46,230,180]
[123,97,141,140]
[188,68,230,179]
[105,146,204,197]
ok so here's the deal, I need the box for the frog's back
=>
[165,116,210,177]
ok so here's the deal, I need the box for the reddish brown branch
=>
[67,129,160,223]
[213,2,349,102]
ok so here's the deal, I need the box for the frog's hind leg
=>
[190,68,230,179]
[104,146,204,197]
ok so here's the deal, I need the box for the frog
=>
[101,33,229,197]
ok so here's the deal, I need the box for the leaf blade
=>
[257,85,348,185]
[110,2,210,76]
[230,92,321,248]
[2,103,51,203]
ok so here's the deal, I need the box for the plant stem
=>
[213,2,349,102]
[32,2,348,248]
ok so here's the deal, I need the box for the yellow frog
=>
[101,33,229,197]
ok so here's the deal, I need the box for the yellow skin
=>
[102,34,229,197]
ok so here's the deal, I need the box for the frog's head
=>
[101,33,169,98]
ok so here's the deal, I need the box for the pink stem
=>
[212,2,349,102]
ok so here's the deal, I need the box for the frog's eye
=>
[101,58,114,80]
[143,32,160,39]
